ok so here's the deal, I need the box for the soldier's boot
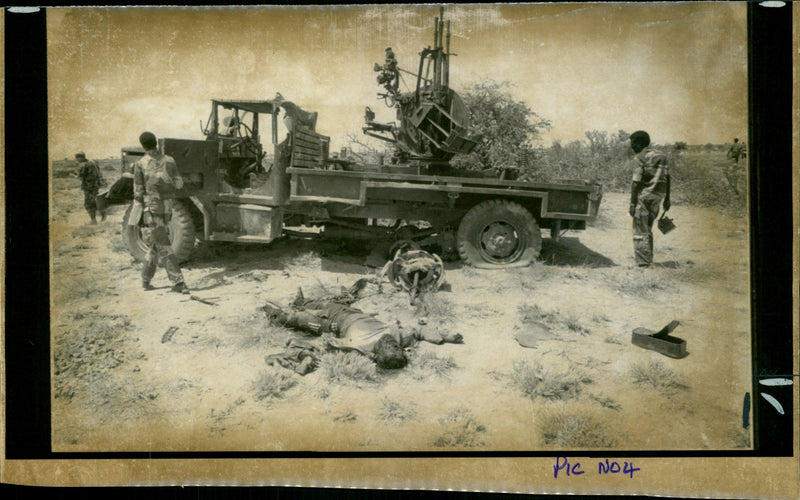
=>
[262,301,288,325]
[89,211,97,225]
[100,210,107,222]
[292,287,305,307]
[171,282,190,295]
[142,281,155,291]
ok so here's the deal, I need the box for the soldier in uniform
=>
[75,151,105,224]
[628,130,671,267]
[133,131,190,294]
[727,137,745,163]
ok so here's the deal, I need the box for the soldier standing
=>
[75,151,105,224]
[727,138,745,163]
[133,131,190,294]
[628,130,671,267]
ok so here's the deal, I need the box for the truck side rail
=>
[287,167,600,220]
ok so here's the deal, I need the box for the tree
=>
[451,80,551,173]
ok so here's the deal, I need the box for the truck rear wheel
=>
[122,200,196,264]
[457,199,541,269]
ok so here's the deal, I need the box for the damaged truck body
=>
[120,8,602,269]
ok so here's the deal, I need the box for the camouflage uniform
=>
[133,149,186,288]
[630,147,669,266]
[77,157,104,222]
[728,141,745,163]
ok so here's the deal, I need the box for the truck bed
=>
[286,167,602,221]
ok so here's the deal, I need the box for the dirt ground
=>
[50,162,752,452]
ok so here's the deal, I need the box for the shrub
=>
[318,351,378,384]
[511,360,592,401]
[377,397,418,422]
[250,368,297,400]
[539,410,617,448]
[433,407,486,448]
[409,351,457,380]
[630,360,690,394]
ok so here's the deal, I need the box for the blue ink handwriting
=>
[553,457,640,479]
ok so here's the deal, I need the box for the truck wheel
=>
[122,200,196,264]
[457,199,541,269]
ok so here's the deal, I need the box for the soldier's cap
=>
[386,47,392,51]
[75,151,86,159]
[139,131,157,149]
[630,130,650,150]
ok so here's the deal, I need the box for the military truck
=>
[119,8,602,269]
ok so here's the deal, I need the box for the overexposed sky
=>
[47,3,747,159]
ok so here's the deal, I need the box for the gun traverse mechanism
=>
[363,6,478,163]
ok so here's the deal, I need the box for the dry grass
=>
[250,367,298,400]
[630,360,690,395]
[409,351,457,380]
[377,397,418,422]
[235,324,294,350]
[517,304,590,336]
[413,293,456,322]
[511,360,593,401]
[318,351,378,384]
[539,409,618,448]
[611,269,669,297]
[433,407,486,448]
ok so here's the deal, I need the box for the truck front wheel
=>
[121,200,196,264]
[457,199,541,269]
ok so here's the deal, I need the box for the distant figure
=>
[75,151,105,224]
[628,130,671,267]
[133,131,190,294]
[727,138,746,163]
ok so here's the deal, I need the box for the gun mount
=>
[363,6,478,163]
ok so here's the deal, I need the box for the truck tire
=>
[457,199,541,269]
[122,200,196,264]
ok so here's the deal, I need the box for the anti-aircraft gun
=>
[363,7,478,164]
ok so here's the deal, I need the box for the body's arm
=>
[411,328,463,346]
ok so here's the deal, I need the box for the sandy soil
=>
[50,164,752,452]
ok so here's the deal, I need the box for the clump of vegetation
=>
[378,397,418,422]
[539,410,617,448]
[433,407,486,448]
[612,269,669,297]
[414,294,455,322]
[333,411,357,423]
[250,368,297,401]
[517,304,591,336]
[53,313,137,401]
[511,360,592,401]
[630,360,690,394]
[318,351,378,384]
[410,351,457,380]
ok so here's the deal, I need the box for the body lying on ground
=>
[262,279,462,374]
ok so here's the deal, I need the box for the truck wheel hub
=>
[481,222,520,259]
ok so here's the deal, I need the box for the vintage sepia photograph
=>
[44,3,755,455]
